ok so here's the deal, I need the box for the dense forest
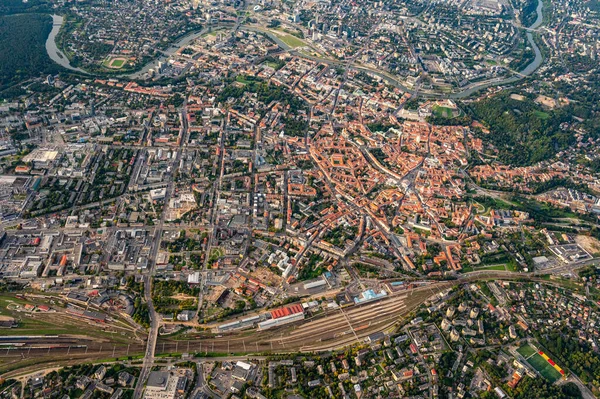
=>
[0,13,59,92]
[506,377,581,399]
[0,0,49,15]
[465,92,575,166]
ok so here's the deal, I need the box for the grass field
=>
[210,247,224,258]
[506,261,519,272]
[103,57,127,69]
[527,353,562,382]
[235,75,255,84]
[517,344,536,358]
[110,59,125,68]
[518,344,562,383]
[265,61,281,69]
[475,264,507,271]
[275,32,305,48]
[533,110,550,120]
[432,105,456,118]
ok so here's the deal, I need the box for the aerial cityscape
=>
[0,0,600,397]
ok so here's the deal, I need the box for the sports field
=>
[432,105,457,118]
[527,353,562,382]
[517,343,536,358]
[103,56,128,69]
[110,58,125,67]
[517,344,563,383]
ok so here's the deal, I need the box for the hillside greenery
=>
[0,0,50,15]
[466,92,575,166]
[0,13,59,92]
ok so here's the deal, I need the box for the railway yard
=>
[0,271,572,378]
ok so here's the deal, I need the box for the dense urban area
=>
[1,0,600,397]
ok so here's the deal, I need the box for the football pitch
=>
[517,344,536,358]
[103,57,127,69]
[527,353,562,382]
[517,344,562,383]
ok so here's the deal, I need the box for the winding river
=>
[45,14,215,78]
[122,26,214,79]
[449,0,544,98]
[46,15,87,73]
[46,0,545,97]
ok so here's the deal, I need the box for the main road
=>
[132,275,158,399]
[132,102,190,399]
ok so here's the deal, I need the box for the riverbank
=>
[45,15,223,79]
[122,26,216,79]
[450,0,544,98]
[44,0,546,99]
[46,15,86,74]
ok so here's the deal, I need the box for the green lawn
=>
[210,247,224,258]
[506,261,519,272]
[235,75,254,84]
[276,33,305,48]
[473,196,515,216]
[110,59,125,68]
[432,105,456,118]
[475,264,507,271]
[517,344,536,358]
[526,353,562,383]
[265,61,280,69]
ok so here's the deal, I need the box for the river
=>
[450,0,544,98]
[520,0,545,75]
[45,14,216,78]
[248,3,545,101]
[122,26,215,79]
[46,1,544,97]
[46,15,87,73]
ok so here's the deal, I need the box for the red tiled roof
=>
[270,304,304,319]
